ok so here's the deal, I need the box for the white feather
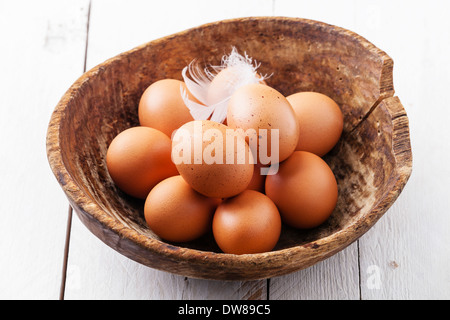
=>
[180,85,214,120]
[181,63,209,105]
[209,98,230,123]
[181,47,269,123]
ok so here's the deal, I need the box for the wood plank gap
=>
[83,0,92,73]
[60,2,91,300]
[59,205,73,300]
[357,239,362,300]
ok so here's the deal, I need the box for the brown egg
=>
[287,92,343,157]
[207,66,241,106]
[106,126,178,199]
[172,120,254,198]
[246,164,266,193]
[212,190,281,254]
[265,151,338,229]
[207,66,266,106]
[227,83,299,164]
[138,79,199,137]
[144,175,220,243]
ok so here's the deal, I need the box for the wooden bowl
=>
[46,17,412,280]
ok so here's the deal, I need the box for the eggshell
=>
[227,83,299,164]
[207,66,242,106]
[246,164,266,193]
[144,175,220,242]
[207,66,266,106]
[172,120,254,198]
[106,126,178,199]
[138,79,199,137]
[287,92,343,156]
[212,190,281,254]
[265,151,338,229]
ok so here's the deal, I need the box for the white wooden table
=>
[1,0,449,300]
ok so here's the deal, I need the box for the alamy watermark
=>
[171,121,280,175]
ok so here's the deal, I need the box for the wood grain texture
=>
[269,242,360,300]
[271,0,450,300]
[46,16,412,282]
[63,0,273,299]
[354,0,450,299]
[3,0,448,300]
[85,0,274,70]
[65,215,267,299]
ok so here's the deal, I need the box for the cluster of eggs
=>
[106,65,343,255]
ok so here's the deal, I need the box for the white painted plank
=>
[269,0,361,300]
[272,0,450,299]
[62,0,450,300]
[353,0,450,299]
[85,0,276,70]
[274,0,358,31]
[65,0,274,300]
[269,243,360,300]
[0,0,90,299]
[66,215,266,300]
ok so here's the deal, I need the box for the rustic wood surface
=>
[1,0,449,299]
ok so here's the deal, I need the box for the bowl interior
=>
[53,17,405,258]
